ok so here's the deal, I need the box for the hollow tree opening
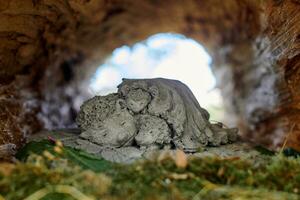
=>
[0,0,299,153]
[89,33,225,121]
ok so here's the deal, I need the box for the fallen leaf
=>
[174,150,187,169]
[217,167,225,177]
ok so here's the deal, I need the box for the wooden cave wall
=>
[0,0,299,151]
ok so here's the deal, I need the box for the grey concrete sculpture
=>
[76,78,238,162]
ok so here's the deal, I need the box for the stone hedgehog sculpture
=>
[75,78,238,162]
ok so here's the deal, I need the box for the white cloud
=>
[89,67,122,95]
[111,46,131,65]
[89,33,224,120]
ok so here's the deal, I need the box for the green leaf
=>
[16,140,114,172]
[254,145,275,156]
[283,148,300,158]
[16,140,55,161]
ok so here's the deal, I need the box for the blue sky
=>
[89,33,224,120]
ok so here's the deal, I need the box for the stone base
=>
[29,129,268,163]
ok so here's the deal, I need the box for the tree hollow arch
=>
[0,0,299,151]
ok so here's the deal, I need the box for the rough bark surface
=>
[0,0,299,151]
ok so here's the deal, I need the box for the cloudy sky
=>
[89,33,224,120]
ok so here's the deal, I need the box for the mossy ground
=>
[0,140,299,200]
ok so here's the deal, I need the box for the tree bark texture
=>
[0,0,299,151]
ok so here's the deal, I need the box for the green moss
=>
[1,141,300,200]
